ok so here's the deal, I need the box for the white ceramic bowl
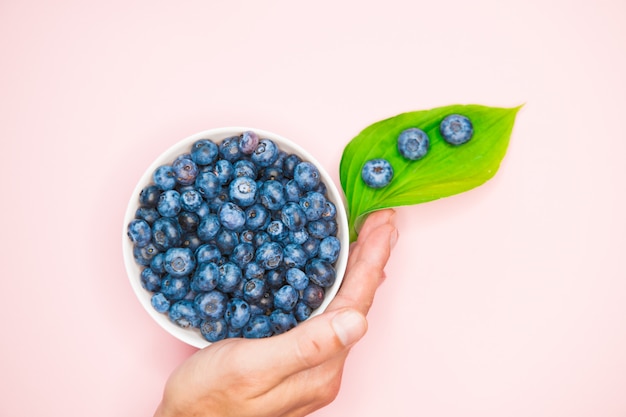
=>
[122,127,349,349]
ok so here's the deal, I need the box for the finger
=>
[330,221,398,316]
[347,209,396,270]
[236,308,367,383]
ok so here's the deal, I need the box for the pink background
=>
[2,1,625,416]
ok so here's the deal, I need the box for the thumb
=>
[255,308,368,380]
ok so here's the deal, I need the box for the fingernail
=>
[389,228,399,249]
[332,309,367,347]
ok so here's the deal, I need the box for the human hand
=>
[154,209,398,417]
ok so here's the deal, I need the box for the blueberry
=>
[229,176,258,207]
[306,258,336,287]
[243,277,267,303]
[284,179,303,202]
[197,214,221,241]
[294,162,320,191]
[191,139,219,165]
[361,159,393,188]
[164,247,196,277]
[299,191,326,221]
[217,262,242,293]
[239,229,255,245]
[238,131,259,155]
[218,202,246,231]
[398,128,430,160]
[157,190,182,217]
[194,290,228,319]
[283,244,308,268]
[307,220,330,239]
[139,185,161,208]
[168,300,202,328]
[286,267,309,291]
[196,201,211,218]
[181,233,202,251]
[288,228,309,245]
[150,252,166,274]
[269,310,297,335]
[283,154,302,179]
[194,171,221,199]
[128,219,152,247]
[301,237,320,259]
[294,301,312,322]
[251,138,279,167]
[153,165,177,190]
[440,114,473,145]
[233,160,258,179]
[135,207,160,224]
[255,242,284,270]
[191,262,219,292]
[302,283,325,309]
[225,298,251,329]
[160,275,190,301]
[133,242,160,266]
[172,157,199,186]
[259,180,286,211]
[213,159,234,185]
[150,219,181,250]
[266,220,288,242]
[219,135,243,162]
[177,211,200,232]
[227,326,243,338]
[274,285,298,311]
[244,262,265,280]
[140,267,162,291]
[318,236,341,263]
[245,204,270,230]
[215,229,239,255]
[242,315,273,339]
[200,318,228,342]
[281,202,307,231]
[180,190,203,212]
[265,267,286,289]
[253,231,271,248]
[321,201,337,220]
[195,244,222,264]
[230,242,255,268]
[151,292,170,313]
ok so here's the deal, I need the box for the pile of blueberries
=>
[127,131,341,342]
[361,114,474,188]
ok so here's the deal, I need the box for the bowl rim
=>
[122,127,350,348]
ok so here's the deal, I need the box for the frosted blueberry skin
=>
[172,157,199,186]
[294,162,321,191]
[197,214,221,241]
[229,176,258,207]
[153,165,177,190]
[256,242,284,270]
[191,139,219,166]
[281,202,307,231]
[238,131,260,155]
[139,185,161,208]
[242,315,273,339]
[251,139,279,167]
[169,300,202,328]
[218,202,246,231]
[306,258,336,287]
[151,293,170,314]
[200,318,228,342]
[140,267,162,292]
[127,219,152,248]
[219,136,244,163]
[164,247,196,277]
[294,301,312,322]
[302,283,325,309]
[191,262,219,292]
[194,171,221,200]
[194,290,228,320]
[161,275,190,301]
[283,243,308,269]
[269,310,297,335]
[286,268,309,291]
[243,277,267,303]
[440,114,474,145]
[274,285,298,311]
[361,159,393,188]
[398,128,430,160]
[225,298,251,329]
[217,262,243,293]
[152,217,182,251]
[318,236,341,263]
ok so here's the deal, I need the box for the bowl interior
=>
[122,127,350,348]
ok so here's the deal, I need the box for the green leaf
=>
[340,104,521,242]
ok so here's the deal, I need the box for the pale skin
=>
[155,209,398,417]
